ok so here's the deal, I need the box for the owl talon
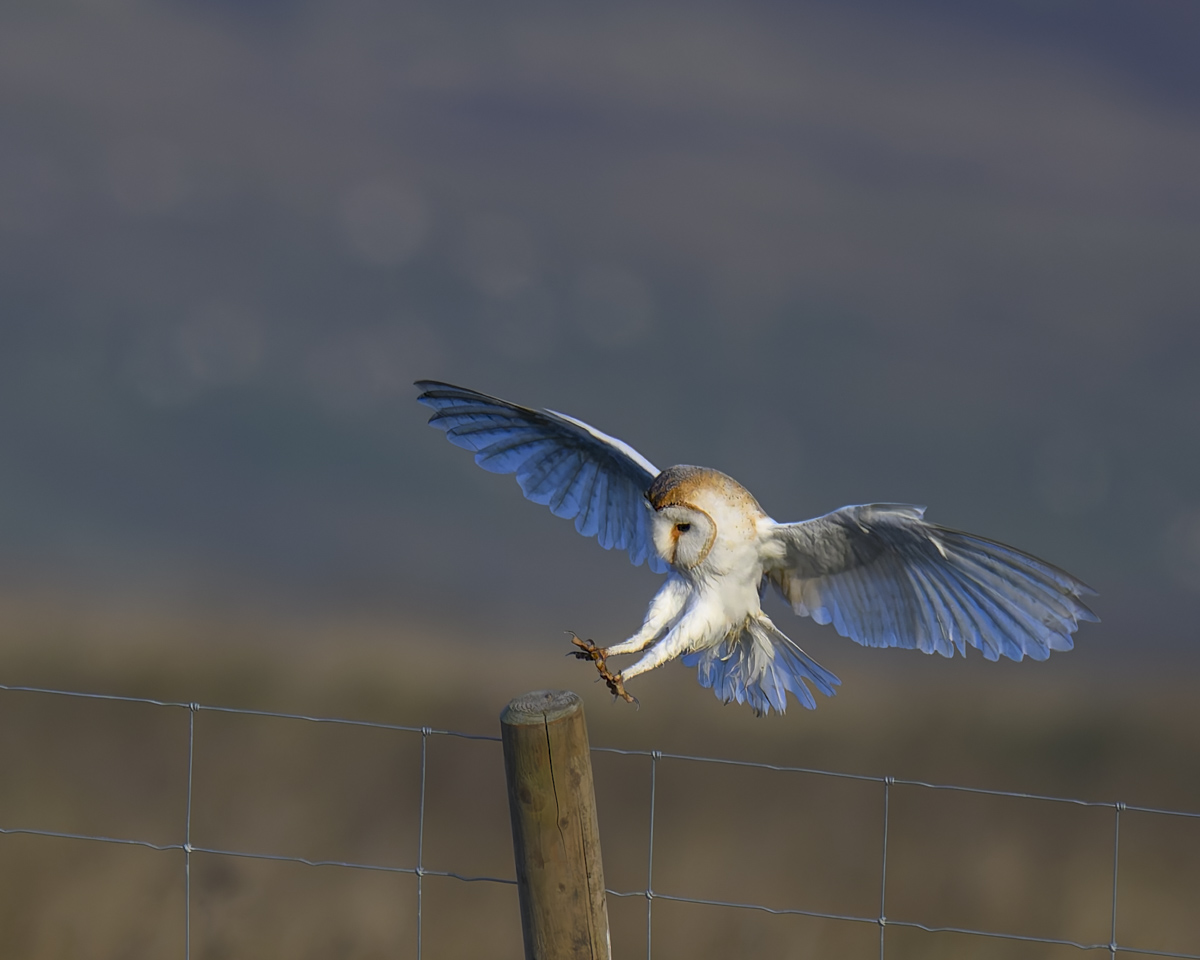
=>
[605,673,637,705]
[569,634,605,662]
[568,634,636,705]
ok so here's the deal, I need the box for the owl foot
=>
[568,634,637,705]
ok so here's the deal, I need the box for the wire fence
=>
[1,679,1198,959]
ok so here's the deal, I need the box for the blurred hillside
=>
[0,0,1199,660]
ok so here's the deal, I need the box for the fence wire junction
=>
[1,681,1198,959]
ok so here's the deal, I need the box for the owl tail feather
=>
[681,616,841,716]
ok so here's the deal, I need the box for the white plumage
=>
[417,381,1097,715]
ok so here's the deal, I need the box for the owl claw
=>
[568,634,637,704]
[569,633,605,662]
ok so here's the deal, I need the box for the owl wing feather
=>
[416,381,667,573]
[764,504,1097,661]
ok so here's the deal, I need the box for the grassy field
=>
[1,598,1198,959]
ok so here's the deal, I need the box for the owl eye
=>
[676,522,691,533]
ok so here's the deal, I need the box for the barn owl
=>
[417,381,1097,715]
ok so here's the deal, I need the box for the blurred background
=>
[1,0,1199,956]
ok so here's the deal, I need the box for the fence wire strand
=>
[2,681,1199,959]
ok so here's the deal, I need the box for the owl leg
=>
[619,627,696,683]
[601,632,660,658]
[567,578,690,704]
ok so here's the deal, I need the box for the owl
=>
[417,381,1096,715]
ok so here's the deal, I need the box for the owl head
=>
[647,465,766,569]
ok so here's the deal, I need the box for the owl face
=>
[652,503,716,569]
[647,465,767,570]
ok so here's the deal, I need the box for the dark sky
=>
[1,0,1198,664]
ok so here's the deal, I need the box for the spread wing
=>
[416,381,667,573]
[764,504,1098,661]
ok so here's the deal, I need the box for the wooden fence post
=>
[501,690,611,960]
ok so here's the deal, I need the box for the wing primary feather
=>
[946,549,1074,637]
[941,529,1097,598]
[939,551,1067,658]
[576,465,607,538]
[517,448,578,502]
[548,455,590,519]
[920,562,978,657]
[937,562,1028,661]
[904,563,955,656]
